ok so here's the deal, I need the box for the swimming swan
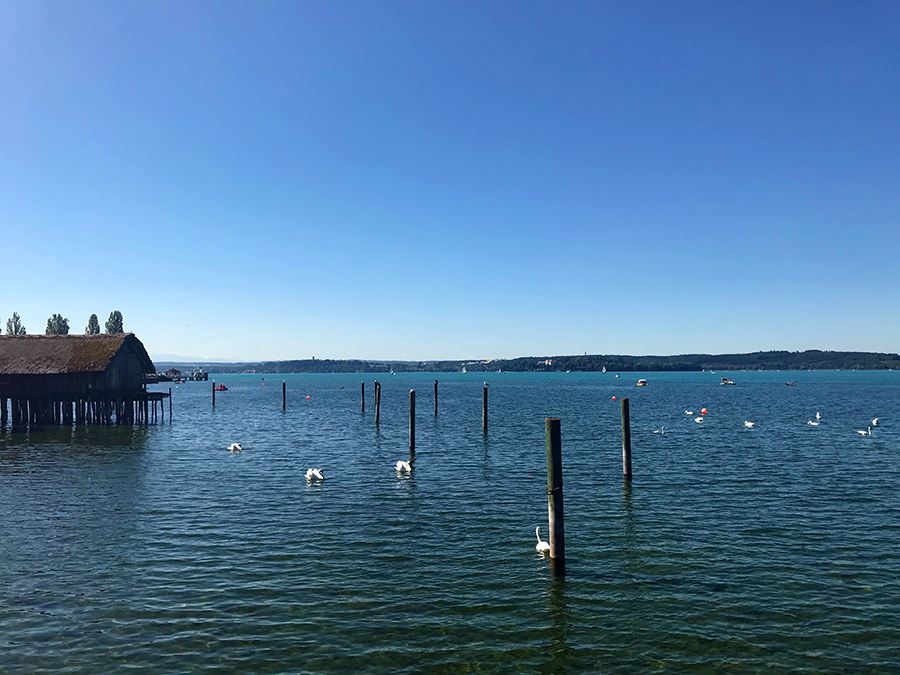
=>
[395,460,411,473]
[857,427,872,436]
[653,426,664,434]
[694,417,704,423]
[535,526,551,553]
[807,420,819,426]
[744,421,754,428]
[306,468,325,481]
[227,443,242,453]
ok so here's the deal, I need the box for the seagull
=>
[807,421,819,426]
[483,382,489,387]
[744,421,754,428]
[816,412,821,420]
[685,411,693,415]
[857,427,872,436]
[653,426,665,434]
[227,443,242,453]
[306,468,325,481]
[535,526,551,553]
[395,460,411,473]
[695,417,704,423]
[872,418,879,426]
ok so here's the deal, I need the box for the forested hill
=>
[191,350,900,374]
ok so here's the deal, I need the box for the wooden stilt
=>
[545,417,566,574]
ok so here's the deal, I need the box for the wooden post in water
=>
[169,388,172,422]
[409,389,416,453]
[361,381,365,412]
[621,397,632,479]
[212,381,216,407]
[282,380,286,410]
[374,381,381,425]
[545,417,565,574]
[434,380,438,415]
[482,383,488,432]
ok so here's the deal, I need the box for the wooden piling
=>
[169,388,172,422]
[212,380,216,407]
[1,397,6,425]
[409,389,416,453]
[374,380,381,425]
[545,417,565,573]
[621,397,632,479]
[434,380,438,415]
[482,384,488,432]
[361,381,365,412]
[283,380,286,410]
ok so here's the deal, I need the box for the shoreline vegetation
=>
[157,350,900,375]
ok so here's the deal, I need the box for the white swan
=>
[807,420,819,426]
[395,460,411,473]
[227,443,242,453]
[653,426,664,434]
[744,421,754,428]
[857,427,872,436]
[685,411,693,415]
[694,416,704,423]
[306,468,324,481]
[535,526,550,553]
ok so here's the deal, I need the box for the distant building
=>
[164,367,183,378]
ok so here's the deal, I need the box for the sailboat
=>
[602,366,607,373]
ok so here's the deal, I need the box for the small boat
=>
[720,377,735,386]
[637,379,648,386]
[785,381,797,386]
[214,384,228,391]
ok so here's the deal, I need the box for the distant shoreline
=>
[154,349,900,375]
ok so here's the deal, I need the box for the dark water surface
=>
[2,371,899,673]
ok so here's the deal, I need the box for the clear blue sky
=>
[1,1,898,361]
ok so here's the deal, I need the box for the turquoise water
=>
[1,371,899,673]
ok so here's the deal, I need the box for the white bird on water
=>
[872,418,879,427]
[227,443,242,453]
[306,468,325,481]
[857,427,872,436]
[395,460,411,473]
[744,421,754,428]
[685,411,694,415]
[653,426,665,434]
[695,417,704,423]
[535,527,551,553]
[808,420,819,426]
[816,412,821,420]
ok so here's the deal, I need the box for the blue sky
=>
[1,1,898,361]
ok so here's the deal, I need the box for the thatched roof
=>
[0,334,155,375]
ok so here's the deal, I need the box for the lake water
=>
[1,371,899,673]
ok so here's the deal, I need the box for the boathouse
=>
[0,334,168,426]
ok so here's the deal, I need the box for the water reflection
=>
[542,575,571,673]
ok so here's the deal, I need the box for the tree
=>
[5,312,26,335]
[105,310,124,334]
[45,314,70,335]
[85,314,100,334]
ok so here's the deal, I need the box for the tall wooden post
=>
[283,380,286,410]
[434,380,438,415]
[361,381,365,412]
[0,397,6,426]
[374,381,381,425]
[212,380,216,407]
[545,417,565,573]
[169,388,172,422]
[409,389,416,453]
[482,384,488,432]
[621,397,632,479]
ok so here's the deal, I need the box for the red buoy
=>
[612,396,617,401]
[306,395,311,400]
[701,407,708,415]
